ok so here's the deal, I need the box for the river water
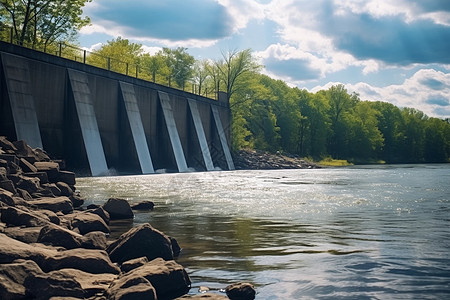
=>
[77,164,450,299]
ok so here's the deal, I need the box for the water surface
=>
[77,164,450,299]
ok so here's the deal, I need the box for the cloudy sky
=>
[79,0,450,119]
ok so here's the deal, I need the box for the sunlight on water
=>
[77,165,450,299]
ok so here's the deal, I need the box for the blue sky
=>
[79,0,450,119]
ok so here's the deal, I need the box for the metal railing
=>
[0,25,216,99]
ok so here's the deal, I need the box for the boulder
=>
[0,188,15,206]
[16,188,33,200]
[19,157,37,173]
[106,273,156,300]
[107,223,174,264]
[175,294,229,299]
[34,161,60,182]
[40,209,61,225]
[131,201,155,211]
[24,270,85,300]
[0,206,51,227]
[71,212,110,235]
[16,175,41,194]
[42,183,61,196]
[37,224,82,249]
[80,231,108,250]
[4,226,42,243]
[42,248,120,274]
[28,196,74,214]
[69,195,84,208]
[32,147,51,162]
[0,180,16,194]
[121,256,149,273]
[56,182,74,197]
[58,171,76,186]
[103,198,134,219]
[0,233,54,266]
[0,136,17,152]
[225,283,256,300]
[126,258,191,300]
[53,268,117,298]
[0,259,44,300]
[12,140,35,157]
[24,171,49,184]
[87,207,110,225]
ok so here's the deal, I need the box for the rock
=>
[71,212,110,235]
[42,183,62,196]
[12,140,35,157]
[0,188,15,206]
[33,147,51,162]
[87,207,110,225]
[0,259,44,300]
[0,180,16,194]
[24,171,49,184]
[225,283,256,300]
[4,226,42,243]
[69,195,84,208]
[87,204,100,209]
[170,236,182,257]
[131,201,155,210]
[58,171,76,186]
[175,294,229,299]
[0,136,17,152]
[57,182,74,197]
[19,157,38,173]
[28,196,74,214]
[16,175,41,194]
[34,161,60,182]
[80,231,108,250]
[121,256,149,273]
[16,188,33,200]
[24,270,85,300]
[107,223,174,264]
[43,248,120,274]
[106,273,157,300]
[125,258,191,300]
[0,206,51,227]
[40,209,61,225]
[0,233,54,267]
[103,198,134,220]
[37,224,82,249]
[53,268,117,298]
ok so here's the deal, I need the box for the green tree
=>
[161,47,194,89]
[87,37,142,74]
[141,51,168,83]
[0,0,90,47]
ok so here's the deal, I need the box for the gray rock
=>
[0,259,44,300]
[103,198,134,220]
[0,206,51,227]
[107,223,174,264]
[121,256,149,273]
[28,196,74,214]
[71,212,109,235]
[106,273,156,300]
[225,282,256,300]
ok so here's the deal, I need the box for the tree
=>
[161,47,194,89]
[0,0,90,47]
[141,51,167,83]
[192,59,211,96]
[215,49,261,102]
[87,37,143,74]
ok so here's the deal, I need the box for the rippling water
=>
[77,164,450,299]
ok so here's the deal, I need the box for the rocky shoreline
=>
[233,149,320,170]
[0,137,255,300]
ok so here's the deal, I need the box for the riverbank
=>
[0,137,255,300]
[233,149,320,170]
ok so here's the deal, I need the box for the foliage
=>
[0,0,90,48]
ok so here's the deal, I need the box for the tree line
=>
[1,1,449,163]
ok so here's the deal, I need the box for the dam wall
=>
[0,41,233,175]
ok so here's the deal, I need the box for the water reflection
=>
[77,165,450,299]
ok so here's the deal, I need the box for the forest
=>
[1,1,449,164]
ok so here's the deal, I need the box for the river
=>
[77,164,450,299]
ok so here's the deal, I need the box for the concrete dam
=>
[0,41,234,176]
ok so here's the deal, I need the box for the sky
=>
[78,0,450,119]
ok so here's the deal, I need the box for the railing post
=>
[83,50,86,64]
[59,42,62,57]
[10,27,13,44]
[126,63,129,76]
[136,65,138,78]
[107,57,111,70]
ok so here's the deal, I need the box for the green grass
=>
[318,157,353,167]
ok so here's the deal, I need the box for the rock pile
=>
[0,137,256,300]
[233,149,319,170]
